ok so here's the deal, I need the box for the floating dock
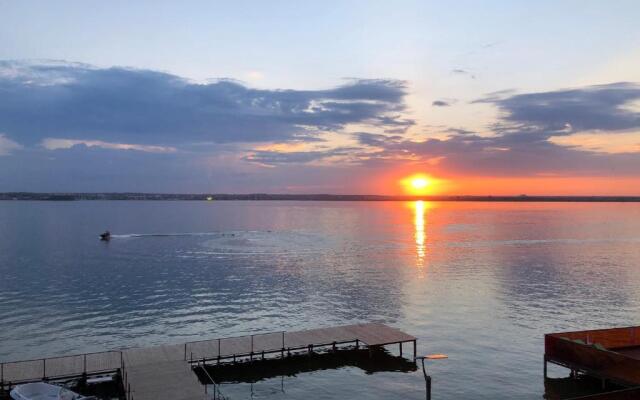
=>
[1,322,417,400]
[545,326,640,400]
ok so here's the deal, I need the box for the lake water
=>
[1,201,640,399]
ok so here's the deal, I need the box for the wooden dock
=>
[184,322,417,362]
[545,326,640,387]
[1,323,417,400]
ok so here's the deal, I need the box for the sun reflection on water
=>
[414,200,426,269]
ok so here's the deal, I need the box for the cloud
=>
[41,138,176,153]
[0,142,365,193]
[432,100,450,107]
[451,69,476,79]
[356,132,403,147]
[443,127,475,135]
[475,82,640,136]
[354,131,640,177]
[244,147,358,165]
[351,83,640,177]
[0,61,411,147]
[2,62,639,192]
[0,134,22,156]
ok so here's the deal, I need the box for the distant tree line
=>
[1,192,639,202]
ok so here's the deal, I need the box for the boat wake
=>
[110,231,243,238]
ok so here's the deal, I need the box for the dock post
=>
[543,356,547,379]
[400,342,403,356]
[184,343,187,361]
[250,335,254,361]
[42,358,46,379]
[355,339,359,349]
[413,340,417,359]
[218,338,221,358]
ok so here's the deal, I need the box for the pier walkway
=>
[1,323,417,400]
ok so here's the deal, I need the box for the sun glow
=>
[412,177,429,190]
[401,174,435,195]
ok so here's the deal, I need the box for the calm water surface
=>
[1,201,640,399]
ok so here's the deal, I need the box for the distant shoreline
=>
[1,193,640,202]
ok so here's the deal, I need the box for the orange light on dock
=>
[416,353,448,400]
[425,354,448,360]
[416,353,449,360]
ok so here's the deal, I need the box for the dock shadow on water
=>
[544,376,628,400]
[194,346,416,385]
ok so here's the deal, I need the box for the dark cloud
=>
[444,127,475,135]
[432,100,450,107]
[2,64,639,191]
[244,147,358,165]
[0,61,410,146]
[475,82,640,136]
[352,83,640,177]
[0,144,355,192]
[0,144,201,192]
[354,131,640,177]
[356,132,403,147]
[452,69,476,79]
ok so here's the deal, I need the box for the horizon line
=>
[2,192,640,202]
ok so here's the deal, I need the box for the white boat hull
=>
[10,382,93,400]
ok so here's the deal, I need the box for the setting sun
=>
[411,177,430,190]
[401,174,436,195]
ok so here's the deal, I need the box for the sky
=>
[1,0,639,195]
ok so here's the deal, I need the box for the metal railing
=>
[184,331,290,365]
[120,355,131,400]
[183,330,362,365]
[0,350,122,387]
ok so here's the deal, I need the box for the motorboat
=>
[10,382,95,400]
[99,230,111,241]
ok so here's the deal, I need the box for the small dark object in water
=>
[100,230,111,241]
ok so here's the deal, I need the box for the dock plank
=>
[126,360,204,400]
[347,323,417,346]
[123,344,183,367]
